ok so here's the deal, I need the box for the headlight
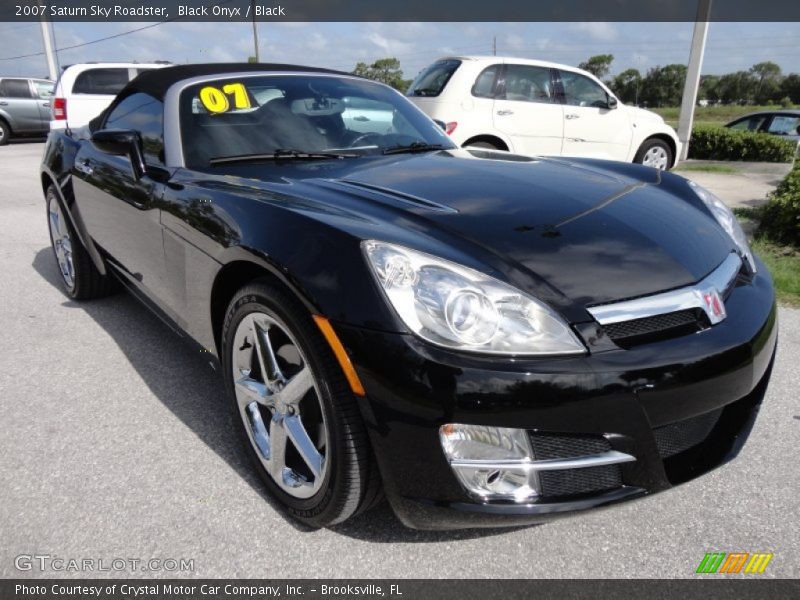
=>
[689,181,756,273]
[362,240,586,355]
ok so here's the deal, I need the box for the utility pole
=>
[492,35,497,56]
[38,0,57,79]
[677,0,712,161]
[251,0,260,62]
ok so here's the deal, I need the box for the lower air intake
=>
[538,465,623,498]
[528,433,623,498]
[653,408,724,458]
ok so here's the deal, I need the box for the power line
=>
[0,22,165,61]
[0,0,236,62]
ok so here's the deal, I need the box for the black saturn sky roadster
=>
[41,64,777,529]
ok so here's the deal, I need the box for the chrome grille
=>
[602,308,705,343]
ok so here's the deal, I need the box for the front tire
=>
[221,280,382,527]
[46,186,115,299]
[634,138,673,170]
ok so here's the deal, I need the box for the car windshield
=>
[179,74,456,168]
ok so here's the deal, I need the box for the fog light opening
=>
[440,423,539,502]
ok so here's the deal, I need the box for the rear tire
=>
[0,120,10,146]
[222,280,383,527]
[634,138,673,170]
[46,186,115,300]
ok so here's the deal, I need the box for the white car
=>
[408,56,680,170]
[50,62,170,131]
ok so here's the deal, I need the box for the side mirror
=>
[433,119,447,131]
[606,96,618,110]
[91,129,146,179]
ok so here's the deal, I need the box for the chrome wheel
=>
[48,198,75,289]
[232,312,328,499]
[642,145,669,170]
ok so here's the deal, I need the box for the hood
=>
[628,106,666,124]
[207,149,735,318]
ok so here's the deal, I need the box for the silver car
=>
[0,77,53,145]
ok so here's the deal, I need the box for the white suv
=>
[408,56,680,170]
[50,62,170,131]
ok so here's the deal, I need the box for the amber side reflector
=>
[312,315,366,397]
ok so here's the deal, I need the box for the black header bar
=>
[3,0,800,22]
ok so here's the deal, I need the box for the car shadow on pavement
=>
[33,248,524,543]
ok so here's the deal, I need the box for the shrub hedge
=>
[758,161,800,247]
[688,125,797,162]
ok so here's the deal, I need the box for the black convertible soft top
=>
[120,62,354,102]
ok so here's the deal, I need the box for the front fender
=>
[40,132,108,275]
[628,120,680,164]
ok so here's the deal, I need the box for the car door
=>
[727,114,770,133]
[71,92,172,309]
[492,64,564,156]
[31,79,54,132]
[0,78,41,132]
[557,69,631,161]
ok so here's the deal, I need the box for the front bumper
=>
[336,259,778,529]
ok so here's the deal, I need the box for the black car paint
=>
[334,256,776,528]
[41,111,776,529]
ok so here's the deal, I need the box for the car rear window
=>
[407,60,461,97]
[72,68,130,95]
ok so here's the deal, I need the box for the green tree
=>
[578,54,614,80]
[640,64,687,107]
[699,74,720,103]
[781,74,800,104]
[611,68,642,105]
[716,71,756,104]
[750,61,782,104]
[352,58,411,92]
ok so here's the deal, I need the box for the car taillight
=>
[53,98,66,120]
[445,122,458,135]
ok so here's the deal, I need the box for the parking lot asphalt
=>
[0,142,798,579]
[674,160,793,210]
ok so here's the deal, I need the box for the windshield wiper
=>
[382,142,445,155]
[209,149,359,165]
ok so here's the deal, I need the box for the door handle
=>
[0,101,7,106]
[42,102,50,107]
[565,114,580,120]
[496,109,514,116]
[353,115,369,122]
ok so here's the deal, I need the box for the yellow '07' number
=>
[199,83,251,114]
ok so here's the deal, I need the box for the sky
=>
[1,21,799,81]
